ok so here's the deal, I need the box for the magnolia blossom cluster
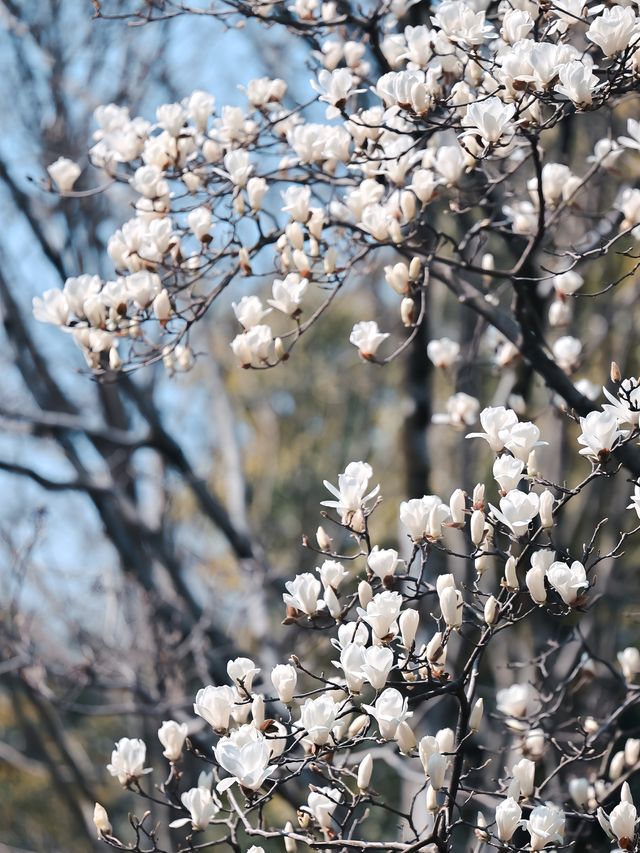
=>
[98,431,640,848]
[34,0,640,377]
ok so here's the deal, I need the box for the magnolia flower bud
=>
[284,821,297,852]
[316,526,332,551]
[409,256,422,281]
[475,553,490,576]
[275,337,286,361]
[470,509,485,546]
[358,580,373,608]
[611,361,622,384]
[610,750,626,781]
[504,555,518,590]
[569,777,590,808]
[396,720,417,754]
[426,632,446,668]
[426,784,439,812]
[400,297,415,327]
[527,450,539,477]
[512,757,535,797]
[158,720,189,762]
[348,714,369,738]
[152,289,172,323]
[399,608,420,648]
[469,698,483,733]
[449,488,466,526]
[271,664,297,704]
[526,566,547,605]
[252,694,265,727]
[472,483,485,510]
[428,752,447,790]
[474,811,489,842]
[357,754,373,790]
[93,803,112,837]
[484,595,499,626]
[495,797,522,842]
[324,586,341,618]
[625,738,640,766]
[539,490,554,529]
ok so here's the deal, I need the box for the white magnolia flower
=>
[232,295,271,329]
[93,803,112,837]
[362,687,412,739]
[361,645,394,690]
[431,1,495,45]
[493,456,524,493]
[48,157,81,192]
[169,786,221,831]
[555,60,599,107]
[306,786,342,829]
[283,572,322,615]
[271,664,297,703]
[463,97,515,145]
[618,646,640,680]
[107,738,152,785]
[187,206,212,241]
[577,410,626,460]
[215,732,273,791]
[317,559,349,590]
[512,757,535,797]
[495,797,522,842]
[427,337,460,368]
[524,804,565,850]
[497,683,540,722]
[399,495,450,541]
[432,392,479,428]
[367,546,400,580]
[609,797,638,846]
[504,421,547,462]
[489,490,540,537]
[193,685,236,732]
[158,720,189,762]
[546,560,588,605]
[33,289,70,326]
[587,5,638,57]
[359,590,403,640]
[299,695,340,745]
[312,68,355,117]
[603,379,640,427]
[321,461,380,523]
[552,336,582,371]
[230,325,273,368]
[350,320,389,359]
[335,642,366,693]
[227,657,260,693]
[438,584,463,628]
[267,274,308,316]
[467,406,519,452]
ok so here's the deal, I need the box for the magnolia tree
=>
[19,0,640,849]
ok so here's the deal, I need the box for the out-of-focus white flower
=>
[267,274,308,316]
[48,157,81,192]
[497,683,540,724]
[577,410,626,461]
[524,804,565,850]
[618,647,640,680]
[232,295,271,329]
[350,320,389,359]
[427,337,460,368]
[489,490,540,537]
[431,1,495,45]
[362,687,412,739]
[158,720,189,762]
[546,560,588,605]
[311,68,355,117]
[569,777,590,808]
[93,803,112,837]
[33,289,70,326]
[307,786,342,828]
[432,393,479,428]
[552,336,582,371]
[283,572,322,615]
[107,738,152,785]
[169,787,221,830]
[230,325,273,368]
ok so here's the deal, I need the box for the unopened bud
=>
[469,697,484,732]
[409,256,422,281]
[324,586,341,618]
[316,525,332,551]
[449,488,466,526]
[252,694,265,727]
[348,714,369,738]
[401,297,415,327]
[527,450,539,477]
[472,483,485,510]
[504,555,518,590]
[93,803,112,837]
[396,720,417,754]
[275,337,287,361]
[284,821,297,852]
[539,489,554,529]
[474,811,490,842]
[426,784,439,812]
[358,580,373,608]
[357,754,373,790]
[611,361,621,384]
[484,595,499,625]
[610,750,626,781]
[351,508,366,533]
[470,509,485,546]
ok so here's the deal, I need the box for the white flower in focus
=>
[214,733,273,792]
[546,560,588,605]
[271,664,297,703]
[350,320,389,359]
[524,804,565,851]
[504,421,547,462]
[489,490,540,538]
[361,645,394,690]
[466,406,518,452]
[603,379,640,426]
[283,572,322,615]
[512,757,536,797]
[106,738,152,785]
[367,546,400,580]
[493,456,524,493]
[555,60,599,107]
[427,337,460,368]
[627,484,640,518]
[463,97,515,145]
[194,685,236,733]
[587,5,638,57]
[93,803,112,837]
[577,410,626,461]
[359,590,403,640]
[438,584,463,628]
[48,157,81,192]
[431,1,495,45]
[158,720,189,762]
[227,657,260,693]
[312,68,355,117]
[495,797,522,842]
[317,559,349,590]
[362,687,412,739]
[169,787,221,831]
[321,461,379,524]
[299,695,340,745]
[399,495,450,542]
[267,274,308,316]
